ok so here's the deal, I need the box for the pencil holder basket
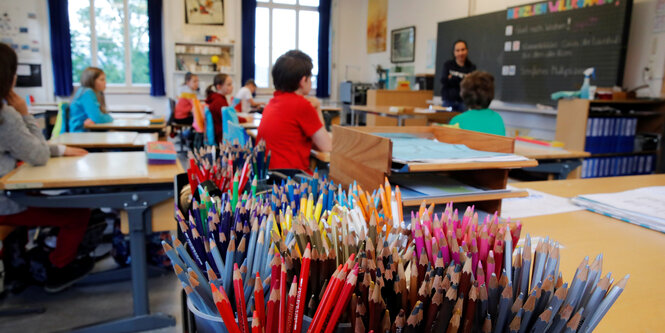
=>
[187,297,253,333]
[302,315,353,333]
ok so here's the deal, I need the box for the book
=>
[572,186,665,233]
[145,141,176,164]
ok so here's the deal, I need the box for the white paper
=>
[16,64,30,76]
[501,187,583,219]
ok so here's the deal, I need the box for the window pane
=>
[95,0,126,84]
[272,9,296,64]
[69,0,92,84]
[298,10,318,76]
[129,0,149,84]
[255,7,270,88]
[299,0,319,6]
[273,0,296,4]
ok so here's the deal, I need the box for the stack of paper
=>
[375,133,528,164]
[390,173,509,200]
[145,141,177,164]
[571,186,665,233]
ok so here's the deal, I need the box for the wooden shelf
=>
[174,70,235,75]
[175,41,234,47]
[555,99,665,177]
[330,125,538,213]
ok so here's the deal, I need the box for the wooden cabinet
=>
[555,99,665,177]
[330,125,537,213]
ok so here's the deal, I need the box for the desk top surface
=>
[0,152,183,189]
[84,118,166,130]
[49,132,157,148]
[238,113,261,129]
[513,141,590,159]
[509,174,665,332]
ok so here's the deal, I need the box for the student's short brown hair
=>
[460,71,494,109]
[272,50,312,92]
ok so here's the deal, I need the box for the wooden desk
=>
[0,152,182,331]
[514,141,591,179]
[107,104,154,114]
[238,113,261,129]
[350,105,428,126]
[49,132,157,149]
[509,174,665,332]
[84,118,166,132]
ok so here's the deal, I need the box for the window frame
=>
[255,0,319,95]
[71,0,150,93]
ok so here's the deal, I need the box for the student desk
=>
[0,152,183,332]
[349,105,427,126]
[49,132,157,150]
[513,141,590,179]
[84,118,166,132]
[107,104,154,114]
[238,113,262,129]
[509,174,665,332]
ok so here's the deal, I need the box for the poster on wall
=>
[391,26,415,63]
[185,0,225,25]
[367,0,387,53]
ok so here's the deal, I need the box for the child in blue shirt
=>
[68,67,113,132]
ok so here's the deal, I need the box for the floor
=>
[0,255,184,333]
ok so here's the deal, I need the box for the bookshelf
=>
[555,99,665,178]
[173,42,235,95]
[329,125,538,213]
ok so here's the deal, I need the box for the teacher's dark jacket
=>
[440,59,476,104]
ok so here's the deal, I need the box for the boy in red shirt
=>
[257,50,332,173]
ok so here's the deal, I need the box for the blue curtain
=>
[317,0,331,98]
[241,0,257,86]
[148,0,165,96]
[48,0,73,97]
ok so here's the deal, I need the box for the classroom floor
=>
[0,255,183,333]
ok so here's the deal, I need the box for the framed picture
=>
[185,0,225,25]
[391,26,415,63]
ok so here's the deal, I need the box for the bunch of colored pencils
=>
[187,141,270,194]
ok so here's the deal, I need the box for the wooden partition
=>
[365,90,433,126]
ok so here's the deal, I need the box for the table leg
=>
[69,206,175,333]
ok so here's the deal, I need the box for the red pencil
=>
[285,276,298,333]
[211,283,242,333]
[252,310,262,333]
[292,243,312,333]
[278,258,288,333]
[233,264,250,333]
[307,265,342,332]
[323,264,359,333]
[310,265,348,333]
[254,273,265,331]
[265,280,280,333]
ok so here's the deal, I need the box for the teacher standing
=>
[440,40,476,111]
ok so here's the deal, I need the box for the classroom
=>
[0,0,663,332]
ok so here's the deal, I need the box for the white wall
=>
[333,0,665,100]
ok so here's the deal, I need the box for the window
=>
[255,0,319,90]
[69,0,149,88]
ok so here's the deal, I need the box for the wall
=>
[3,0,53,102]
[333,0,665,100]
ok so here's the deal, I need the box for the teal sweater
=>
[68,88,113,132]
[450,108,506,136]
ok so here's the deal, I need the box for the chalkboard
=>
[435,0,632,106]
[434,11,506,100]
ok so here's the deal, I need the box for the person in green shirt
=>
[449,71,506,136]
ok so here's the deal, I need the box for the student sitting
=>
[233,79,264,113]
[0,43,93,293]
[205,73,233,142]
[449,71,506,136]
[174,72,199,125]
[257,50,332,174]
[69,67,113,132]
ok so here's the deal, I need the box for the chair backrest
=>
[167,98,176,124]
[50,102,70,138]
